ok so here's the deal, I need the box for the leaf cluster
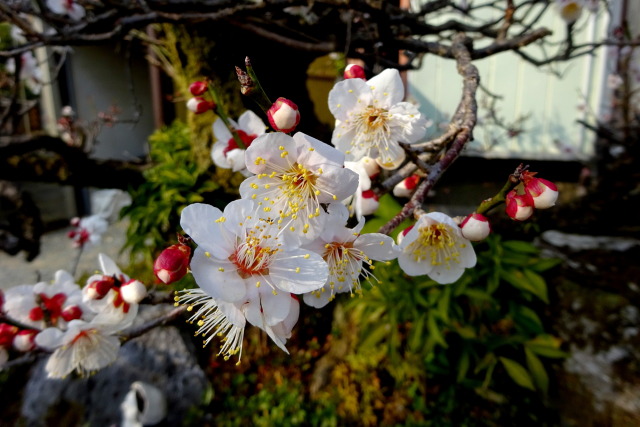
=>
[344,234,564,424]
[120,120,219,263]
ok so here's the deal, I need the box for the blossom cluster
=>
[0,255,145,378]
[170,65,497,362]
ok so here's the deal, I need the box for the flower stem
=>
[475,163,528,215]
[207,84,246,150]
[236,56,273,112]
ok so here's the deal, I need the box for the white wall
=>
[68,44,155,161]
[408,1,616,161]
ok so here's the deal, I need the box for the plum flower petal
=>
[241,131,359,244]
[398,212,476,284]
[211,110,267,175]
[36,319,121,378]
[329,69,428,168]
[180,199,329,305]
[303,204,399,308]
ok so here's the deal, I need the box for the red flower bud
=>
[0,323,19,347]
[393,175,421,198]
[359,189,380,216]
[189,81,208,96]
[13,329,38,352]
[524,177,558,209]
[344,64,366,80]
[505,190,534,221]
[267,98,300,133]
[86,277,115,300]
[186,97,216,114]
[460,213,491,241]
[61,305,83,322]
[154,244,192,285]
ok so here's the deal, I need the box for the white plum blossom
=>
[178,287,300,361]
[328,68,428,169]
[5,52,42,95]
[211,110,267,176]
[68,214,109,247]
[35,319,122,378]
[179,200,328,315]
[2,270,88,329]
[398,212,476,284]
[343,156,381,217]
[303,204,398,308]
[82,254,140,328]
[240,132,359,244]
[46,0,86,21]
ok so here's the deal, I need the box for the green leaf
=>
[525,348,549,395]
[453,324,477,340]
[499,357,535,391]
[500,268,548,303]
[409,314,426,353]
[525,335,569,358]
[523,269,548,303]
[530,257,562,272]
[502,240,539,254]
[428,312,448,349]
[513,305,544,334]
[360,324,390,349]
[436,286,451,323]
[457,350,471,383]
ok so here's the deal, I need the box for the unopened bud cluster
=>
[506,172,559,221]
[186,81,216,114]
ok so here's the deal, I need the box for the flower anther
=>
[241,132,359,244]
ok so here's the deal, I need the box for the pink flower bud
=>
[267,98,300,133]
[13,329,38,352]
[61,305,83,322]
[505,190,534,221]
[359,190,380,216]
[154,244,191,285]
[344,64,366,80]
[86,277,115,300]
[120,279,147,304]
[393,175,421,198]
[460,213,491,241]
[0,323,19,347]
[189,81,208,96]
[186,97,216,114]
[524,177,558,209]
